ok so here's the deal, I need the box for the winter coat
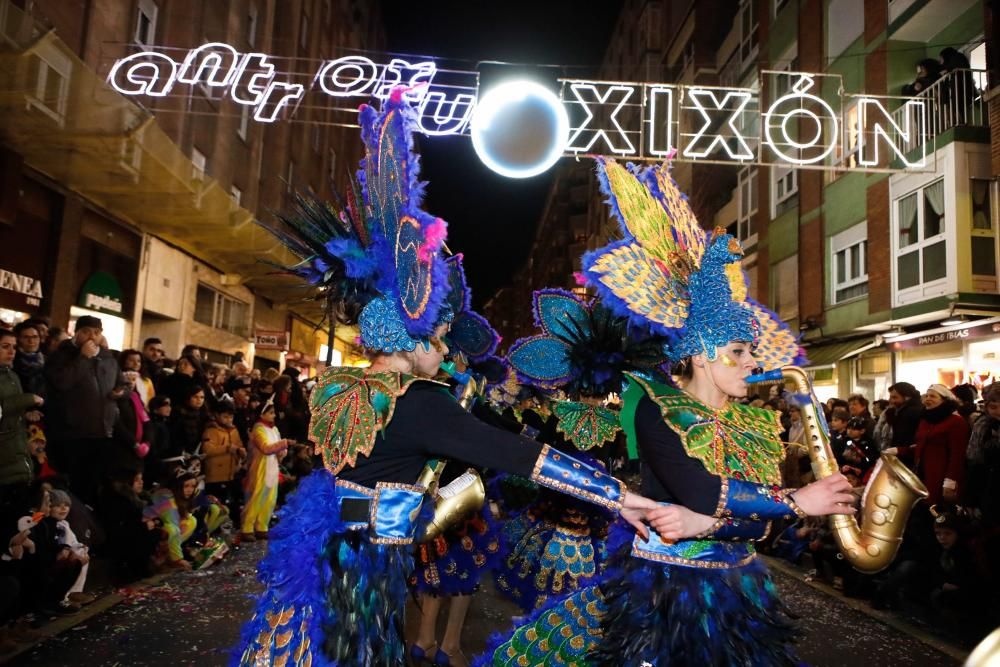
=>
[44,340,121,440]
[891,398,923,447]
[0,366,35,486]
[897,408,969,505]
[201,422,243,483]
[12,351,45,399]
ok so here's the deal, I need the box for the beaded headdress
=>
[583,159,805,370]
[261,92,451,355]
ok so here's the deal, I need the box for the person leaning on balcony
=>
[939,47,975,111]
[902,58,942,96]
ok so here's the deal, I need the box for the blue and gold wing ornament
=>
[310,368,428,474]
[358,91,451,340]
[442,254,501,363]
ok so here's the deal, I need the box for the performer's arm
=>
[402,384,627,511]
[636,396,802,521]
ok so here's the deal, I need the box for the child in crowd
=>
[145,396,173,486]
[144,469,199,570]
[842,416,879,481]
[23,486,83,615]
[98,467,161,583]
[829,408,850,465]
[47,490,95,607]
[240,401,289,542]
[201,402,245,522]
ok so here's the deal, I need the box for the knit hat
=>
[926,384,958,402]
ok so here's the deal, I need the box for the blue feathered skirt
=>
[410,505,502,597]
[476,523,798,667]
[492,490,612,614]
[233,470,429,667]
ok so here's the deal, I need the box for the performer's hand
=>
[620,491,657,540]
[790,473,856,516]
[646,504,717,541]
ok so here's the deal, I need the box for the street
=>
[5,543,964,667]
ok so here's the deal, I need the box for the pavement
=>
[2,542,968,667]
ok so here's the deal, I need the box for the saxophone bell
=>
[745,366,929,573]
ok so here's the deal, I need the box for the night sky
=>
[381,1,624,307]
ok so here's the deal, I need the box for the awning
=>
[802,337,878,368]
[0,5,326,322]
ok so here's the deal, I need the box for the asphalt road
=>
[6,541,964,667]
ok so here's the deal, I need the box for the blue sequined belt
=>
[631,531,757,569]
[335,479,426,545]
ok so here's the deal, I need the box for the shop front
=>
[72,270,128,350]
[888,317,1000,393]
[0,172,57,326]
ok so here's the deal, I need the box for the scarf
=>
[922,402,957,425]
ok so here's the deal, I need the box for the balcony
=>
[891,68,989,156]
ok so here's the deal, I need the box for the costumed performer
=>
[233,95,686,667]
[407,255,507,667]
[476,158,857,667]
[493,289,663,613]
[240,398,290,542]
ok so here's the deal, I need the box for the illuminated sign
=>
[109,45,930,175]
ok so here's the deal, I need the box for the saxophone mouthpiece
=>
[744,368,785,385]
[440,361,472,385]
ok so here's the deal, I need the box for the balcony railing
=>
[891,68,989,155]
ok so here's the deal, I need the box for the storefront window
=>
[971,179,997,278]
[70,306,126,351]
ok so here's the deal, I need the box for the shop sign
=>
[888,321,1000,350]
[78,271,124,315]
[253,329,288,350]
[0,268,42,307]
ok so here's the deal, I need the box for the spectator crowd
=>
[761,379,1000,646]
[0,315,317,652]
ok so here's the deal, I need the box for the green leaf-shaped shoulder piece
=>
[309,368,444,474]
[553,401,622,451]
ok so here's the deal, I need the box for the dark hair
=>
[169,470,197,517]
[25,316,49,327]
[830,408,850,423]
[873,399,889,411]
[673,359,694,381]
[848,394,869,409]
[951,384,977,406]
[181,344,200,358]
[214,400,235,415]
[830,399,849,412]
[148,395,171,412]
[0,329,16,342]
[846,416,868,430]
[119,348,142,369]
[889,382,921,401]
[180,383,206,405]
[13,322,39,337]
[143,337,162,347]
[984,384,1000,405]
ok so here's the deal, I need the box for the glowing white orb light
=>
[470,80,569,178]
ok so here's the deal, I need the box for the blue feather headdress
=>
[506,288,665,398]
[259,92,453,354]
[442,254,501,363]
[582,158,806,371]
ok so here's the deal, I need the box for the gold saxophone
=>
[414,371,487,542]
[750,366,928,573]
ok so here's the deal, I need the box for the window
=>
[772,255,799,321]
[826,0,863,60]
[194,284,250,337]
[895,179,946,292]
[971,179,997,278]
[772,167,798,217]
[967,41,987,91]
[237,104,250,141]
[829,100,859,177]
[247,3,258,47]
[230,185,242,207]
[135,0,158,47]
[737,166,758,244]
[738,0,758,66]
[191,147,207,182]
[26,43,71,125]
[831,222,868,304]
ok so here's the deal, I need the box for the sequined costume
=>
[476,159,808,666]
[233,97,635,667]
[493,290,659,613]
